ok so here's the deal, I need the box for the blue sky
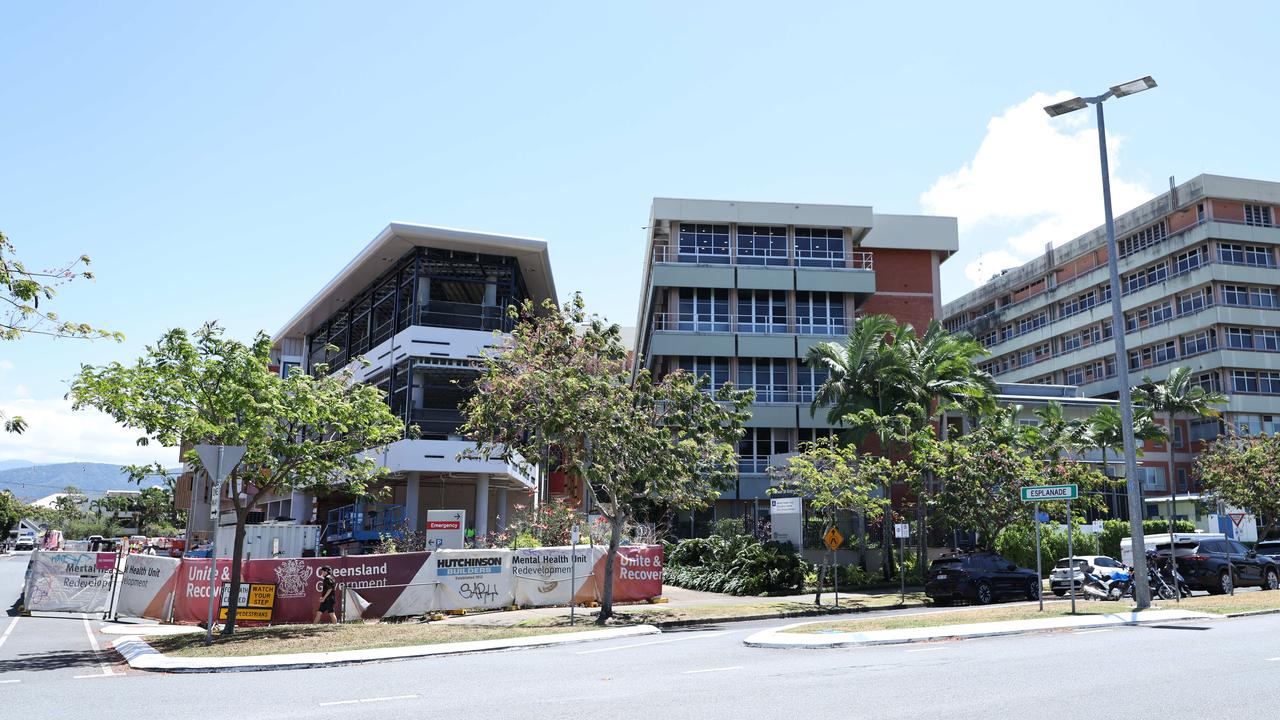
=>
[3,2,1279,464]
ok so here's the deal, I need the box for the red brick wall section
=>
[1212,200,1245,222]
[858,295,935,330]
[867,249,934,294]
[1168,207,1199,233]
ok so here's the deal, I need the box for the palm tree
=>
[897,320,996,570]
[806,315,996,577]
[1082,404,1169,518]
[1134,366,1227,534]
[806,314,910,578]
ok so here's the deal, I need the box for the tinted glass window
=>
[1228,541,1250,555]
[1197,541,1224,553]
[1258,543,1280,554]
[931,559,963,569]
[965,556,992,571]
[1095,557,1116,568]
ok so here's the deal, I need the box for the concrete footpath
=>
[744,609,1217,648]
[113,624,660,673]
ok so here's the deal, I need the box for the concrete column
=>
[474,474,490,540]
[405,472,421,531]
[496,487,508,532]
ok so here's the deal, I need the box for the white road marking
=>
[319,694,420,707]
[81,614,115,677]
[1267,657,1280,662]
[682,666,742,674]
[0,679,19,684]
[905,646,948,653]
[72,674,124,679]
[1073,629,1113,635]
[0,616,18,650]
[575,630,729,654]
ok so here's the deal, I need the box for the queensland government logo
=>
[274,558,314,598]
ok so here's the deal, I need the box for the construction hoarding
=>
[23,551,116,613]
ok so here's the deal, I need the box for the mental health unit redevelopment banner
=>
[114,554,181,620]
[23,550,116,613]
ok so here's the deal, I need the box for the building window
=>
[677,288,731,332]
[1222,284,1249,306]
[736,290,787,333]
[1219,243,1246,265]
[677,223,730,263]
[1181,331,1213,357]
[1018,349,1035,367]
[1235,414,1261,434]
[1177,288,1211,316]
[738,358,790,403]
[795,292,845,335]
[797,428,837,447]
[1250,287,1278,308]
[1060,288,1105,319]
[1061,333,1082,353]
[676,357,730,390]
[1197,203,1206,223]
[795,228,844,268]
[1172,247,1206,276]
[1190,417,1219,442]
[1261,371,1280,395]
[1118,221,1168,258]
[1257,329,1280,351]
[736,226,788,266]
[797,365,829,403]
[1226,327,1253,349]
[1232,370,1259,394]
[1136,466,1166,491]
[738,428,789,473]
[1191,371,1220,394]
[1264,415,1280,435]
[1176,467,1188,492]
[1064,367,1084,385]
[1244,204,1274,227]
[1153,340,1177,365]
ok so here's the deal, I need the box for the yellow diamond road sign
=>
[823,526,844,551]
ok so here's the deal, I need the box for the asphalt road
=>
[2,550,1277,719]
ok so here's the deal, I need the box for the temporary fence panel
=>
[114,554,181,620]
[512,546,599,606]
[243,553,433,624]
[170,558,240,624]
[431,549,514,611]
[23,550,116,613]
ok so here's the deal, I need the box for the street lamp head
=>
[1044,96,1089,117]
[1110,76,1157,98]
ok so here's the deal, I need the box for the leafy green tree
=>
[1134,366,1227,528]
[1078,404,1163,516]
[0,490,21,539]
[460,296,752,623]
[768,436,903,603]
[137,486,174,531]
[1196,430,1280,539]
[0,231,122,433]
[70,322,403,634]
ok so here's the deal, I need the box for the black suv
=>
[1173,538,1280,594]
[925,551,1040,605]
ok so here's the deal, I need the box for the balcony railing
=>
[650,312,848,336]
[652,245,873,270]
[408,408,465,437]
[417,300,511,332]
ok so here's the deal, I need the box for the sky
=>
[3,1,1279,466]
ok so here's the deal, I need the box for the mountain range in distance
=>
[0,461,183,501]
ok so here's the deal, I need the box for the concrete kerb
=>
[647,600,929,629]
[112,624,660,673]
[743,609,1219,649]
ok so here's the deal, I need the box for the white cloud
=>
[0,392,177,466]
[922,91,1155,290]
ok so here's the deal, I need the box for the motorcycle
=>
[1083,567,1132,601]
[1143,552,1179,600]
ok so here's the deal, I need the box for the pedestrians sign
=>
[1229,512,1246,528]
[894,523,910,539]
[823,526,844,551]
[1020,484,1078,502]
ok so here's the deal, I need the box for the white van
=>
[1121,532,1225,565]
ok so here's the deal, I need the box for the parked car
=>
[1256,540,1280,559]
[1171,538,1280,594]
[1049,555,1126,596]
[14,531,36,551]
[925,551,1040,605]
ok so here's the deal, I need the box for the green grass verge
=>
[507,593,929,627]
[149,622,594,658]
[785,591,1280,634]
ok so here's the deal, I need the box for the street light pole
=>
[1045,76,1158,609]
